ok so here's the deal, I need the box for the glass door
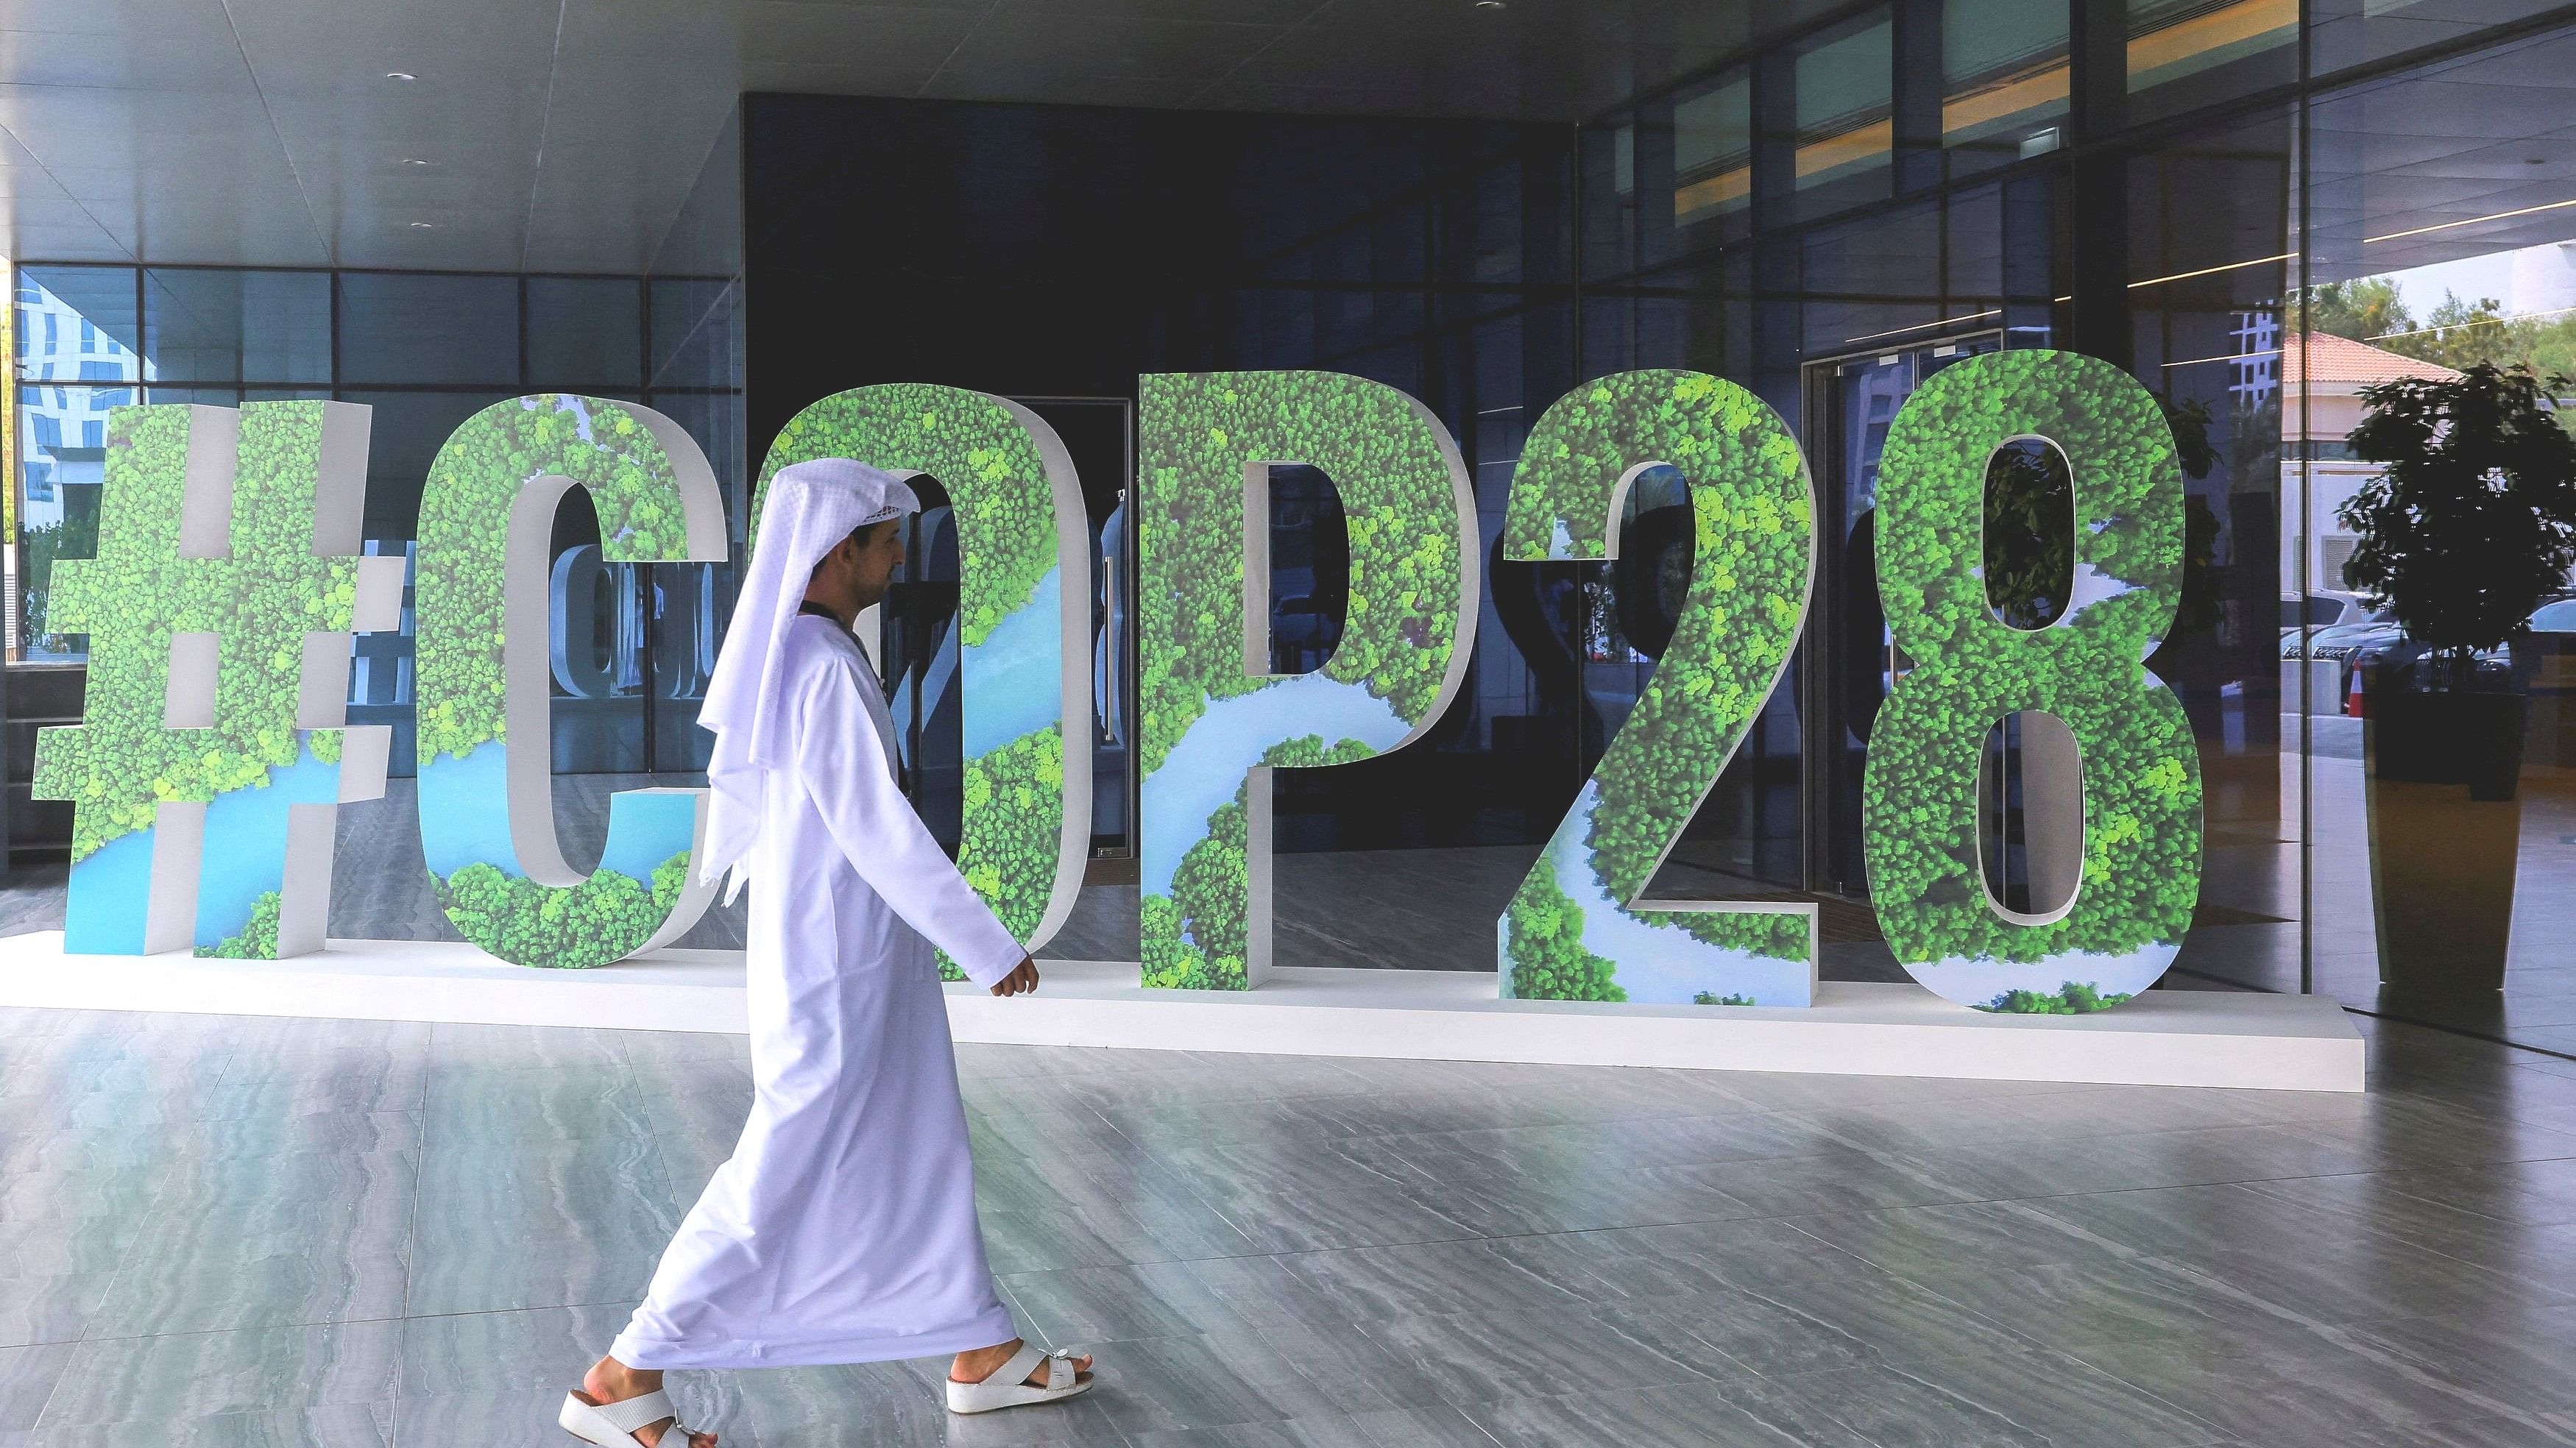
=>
[1802,332,2004,898]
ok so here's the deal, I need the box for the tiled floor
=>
[4,999,2576,1446]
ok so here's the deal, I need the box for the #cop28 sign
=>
[36,352,2201,1015]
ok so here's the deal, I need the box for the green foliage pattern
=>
[1864,351,2201,1012]
[413,396,711,968]
[751,386,1078,962]
[34,403,367,867]
[1136,372,1466,778]
[431,851,697,971]
[937,723,1066,981]
[414,396,693,765]
[18,511,100,652]
[197,891,284,959]
[1988,983,2135,1014]
[1140,736,1374,991]
[1496,372,1816,997]
[751,385,1060,647]
[1504,856,1624,1002]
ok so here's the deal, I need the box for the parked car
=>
[2530,597,2576,635]
[2280,591,2384,659]
[2342,594,2570,713]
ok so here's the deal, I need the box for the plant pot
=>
[2368,690,2525,800]
[2365,692,2527,994]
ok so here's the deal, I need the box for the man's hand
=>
[989,956,1040,997]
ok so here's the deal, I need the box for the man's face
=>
[846,518,906,611]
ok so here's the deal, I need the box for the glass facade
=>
[9,263,743,792]
[1563,5,2576,1052]
[10,1,2576,1051]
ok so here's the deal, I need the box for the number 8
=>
[1864,349,2202,1013]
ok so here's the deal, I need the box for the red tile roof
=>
[2282,330,2463,386]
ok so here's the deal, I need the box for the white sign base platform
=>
[0,933,2364,1091]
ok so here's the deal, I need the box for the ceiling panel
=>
[0,0,2567,283]
[0,15,248,92]
[516,0,737,271]
[227,0,560,269]
[936,13,1283,83]
[738,4,975,68]
[0,0,1805,270]
[2305,25,2576,281]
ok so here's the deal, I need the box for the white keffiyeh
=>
[696,458,919,898]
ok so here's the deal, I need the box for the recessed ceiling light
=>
[1473,1,1505,9]
[410,221,434,229]
[401,157,433,166]
[385,71,417,81]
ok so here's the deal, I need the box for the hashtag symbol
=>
[33,402,403,956]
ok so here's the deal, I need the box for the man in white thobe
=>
[559,461,1091,1448]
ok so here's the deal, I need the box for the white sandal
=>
[945,1342,1094,1413]
[559,1388,704,1446]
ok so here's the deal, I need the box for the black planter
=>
[2369,690,2526,801]
[2366,691,2527,994]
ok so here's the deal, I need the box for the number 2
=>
[1496,372,1819,1007]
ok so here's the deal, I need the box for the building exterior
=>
[2279,330,2464,597]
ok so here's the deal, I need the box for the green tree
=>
[197,890,284,959]
[429,849,695,970]
[2340,363,2576,689]
[938,725,1066,981]
[34,403,370,868]
[2294,277,2413,342]
[1987,982,2134,1013]
[2382,292,2510,372]
[411,396,713,967]
[416,397,693,765]
[1136,372,1467,778]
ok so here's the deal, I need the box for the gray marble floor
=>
[2,999,2576,1445]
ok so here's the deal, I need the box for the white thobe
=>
[612,613,1027,1369]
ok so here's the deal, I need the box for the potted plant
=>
[2340,362,2576,993]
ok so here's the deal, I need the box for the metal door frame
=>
[1797,328,2006,898]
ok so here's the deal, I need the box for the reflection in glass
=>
[14,384,116,661]
[1673,73,1752,234]
[528,277,643,388]
[1979,710,2084,920]
[144,269,331,384]
[1942,0,2069,174]
[2127,0,2298,120]
[1984,437,2074,631]
[17,266,139,381]
[882,493,962,849]
[651,277,737,388]
[336,273,519,386]
[1265,466,1347,678]
[348,541,416,776]
[1792,12,1894,219]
